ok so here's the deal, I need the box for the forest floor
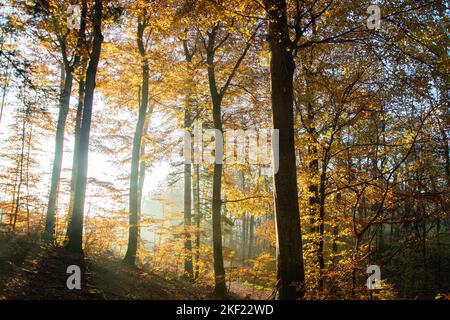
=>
[0,233,268,300]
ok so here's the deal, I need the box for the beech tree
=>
[66,0,104,254]
[0,0,448,301]
[123,4,151,266]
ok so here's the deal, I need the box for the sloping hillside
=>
[0,234,221,300]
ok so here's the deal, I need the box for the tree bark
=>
[66,76,85,239]
[182,37,195,279]
[44,67,73,238]
[123,15,149,265]
[248,215,255,260]
[194,164,201,280]
[264,0,306,300]
[25,125,32,234]
[137,113,150,238]
[13,114,27,232]
[183,113,193,278]
[204,21,258,297]
[242,213,247,261]
[317,157,328,291]
[66,0,103,254]
[44,0,87,240]
[205,26,227,297]
[184,158,193,277]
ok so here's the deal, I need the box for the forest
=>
[0,0,448,301]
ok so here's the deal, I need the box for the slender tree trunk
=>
[242,213,247,261]
[45,0,86,239]
[317,159,327,291]
[183,109,193,278]
[304,12,321,290]
[137,161,145,215]
[332,192,341,261]
[305,98,321,291]
[204,21,258,297]
[25,125,32,234]
[248,215,255,259]
[66,77,85,238]
[184,159,193,278]
[124,16,149,265]
[66,0,103,254]
[44,67,73,238]
[9,157,19,227]
[136,116,148,237]
[210,100,226,295]
[194,164,201,280]
[264,0,306,300]
[182,38,195,279]
[204,25,227,297]
[240,172,248,262]
[13,115,27,232]
[212,161,226,296]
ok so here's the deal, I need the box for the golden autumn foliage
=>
[0,0,448,300]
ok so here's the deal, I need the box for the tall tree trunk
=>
[182,38,195,279]
[184,155,193,278]
[248,215,255,259]
[66,77,85,238]
[9,156,19,227]
[332,192,341,261]
[66,0,103,254]
[317,158,328,291]
[204,25,227,297]
[212,160,226,296]
[194,164,201,280]
[136,114,149,239]
[25,125,32,234]
[13,114,27,232]
[123,16,149,265]
[183,109,193,277]
[264,0,306,300]
[305,97,321,291]
[44,65,73,238]
[242,213,247,261]
[210,90,226,296]
[45,0,86,240]
[204,21,258,297]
